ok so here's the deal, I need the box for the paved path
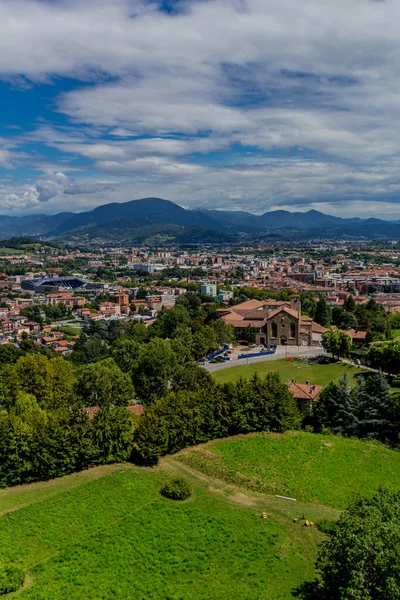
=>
[204,346,326,373]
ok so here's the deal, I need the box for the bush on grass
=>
[160,478,192,501]
[0,564,24,595]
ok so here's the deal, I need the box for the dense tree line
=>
[0,349,300,485]
[314,372,400,445]
[134,372,300,464]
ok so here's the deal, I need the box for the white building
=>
[200,283,217,297]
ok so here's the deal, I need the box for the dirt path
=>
[161,455,340,524]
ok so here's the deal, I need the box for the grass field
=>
[1,432,399,598]
[177,432,400,510]
[211,358,366,386]
[0,464,328,599]
[52,325,82,336]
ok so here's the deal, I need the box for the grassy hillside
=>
[177,432,400,509]
[0,465,328,599]
[211,358,365,386]
[1,432,399,598]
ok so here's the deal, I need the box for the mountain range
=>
[1,198,400,242]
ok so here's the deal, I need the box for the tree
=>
[0,345,22,366]
[132,338,178,404]
[171,363,214,392]
[83,319,108,339]
[367,342,400,376]
[124,321,149,343]
[315,374,358,436]
[3,354,76,410]
[212,319,235,345]
[76,360,135,407]
[170,326,195,364]
[300,294,317,319]
[356,372,390,439]
[321,328,352,359]
[338,311,358,331]
[242,326,257,344]
[192,326,218,359]
[150,305,191,338]
[133,410,168,465]
[93,406,134,463]
[176,291,201,316]
[111,338,142,373]
[343,294,356,313]
[315,296,331,327]
[313,488,400,599]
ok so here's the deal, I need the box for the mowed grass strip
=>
[0,468,323,599]
[177,432,400,510]
[211,358,365,386]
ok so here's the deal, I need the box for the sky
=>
[1,0,400,218]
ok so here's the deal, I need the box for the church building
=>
[218,296,322,346]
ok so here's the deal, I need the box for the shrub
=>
[160,478,192,501]
[0,564,24,595]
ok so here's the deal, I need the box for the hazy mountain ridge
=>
[0,198,399,241]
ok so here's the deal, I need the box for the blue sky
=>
[1,0,400,217]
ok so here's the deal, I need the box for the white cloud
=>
[2,0,400,214]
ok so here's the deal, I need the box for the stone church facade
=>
[219,296,315,346]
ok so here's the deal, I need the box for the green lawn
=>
[52,325,82,336]
[0,247,24,255]
[0,465,326,600]
[211,358,365,387]
[2,432,399,598]
[178,432,400,510]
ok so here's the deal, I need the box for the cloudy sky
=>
[1,0,400,217]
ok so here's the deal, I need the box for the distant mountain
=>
[0,212,74,238]
[258,209,365,230]
[198,209,265,232]
[61,221,235,245]
[0,198,399,242]
[200,208,366,231]
[52,198,223,236]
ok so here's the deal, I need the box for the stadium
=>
[21,276,87,293]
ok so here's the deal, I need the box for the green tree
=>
[132,338,178,404]
[356,372,390,439]
[315,296,331,327]
[192,326,218,359]
[322,328,352,359]
[315,374,358,436]
[339,311,358,331]
[313,488,400,599]
[111,338,142,373]
[170,326,195,364]
[212,319,235,345]
[150,304,191,338]
[93,406,134,463]
[76,360,135,407]
[343,294,356,312]
[367,341,400,376]
[133,410,168,465]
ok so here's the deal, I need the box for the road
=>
[204,346,326,373]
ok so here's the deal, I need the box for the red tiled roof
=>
[311,322,327,333]
[268,306,299,319]
[84,404,144,420]
[345,329,367,340]
[287,382,322,401]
